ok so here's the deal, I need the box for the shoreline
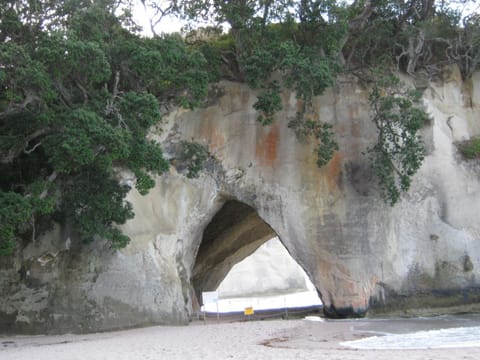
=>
[1,316,480,359]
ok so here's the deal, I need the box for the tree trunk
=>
[406,28,426,75]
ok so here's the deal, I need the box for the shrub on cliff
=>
[368,74,429,205]
[458,137,480,159]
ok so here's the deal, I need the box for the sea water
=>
[341,315,480,350]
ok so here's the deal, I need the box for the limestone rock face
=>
[192,200,275,301]
[1,70,480,333]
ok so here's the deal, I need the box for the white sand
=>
[1,319,480,360]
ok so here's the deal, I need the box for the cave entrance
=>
[192,200,322,315]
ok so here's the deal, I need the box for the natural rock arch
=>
[188,189,366,317]
[170,80,380,319]
[191,199,322,309]
[1,75,480,334]
[168,76,480,320]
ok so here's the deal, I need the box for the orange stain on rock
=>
[208,128,225,153]
[325,152,343,191]
[256,124,279,166]
[317,259,334,276]
[348,105,359,119]
[351,122,361,138]
[296,99,305,113]
[198,114,225,153]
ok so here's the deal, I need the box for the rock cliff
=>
[1,69,479,333]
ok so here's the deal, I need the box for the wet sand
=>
[1,317,480,359]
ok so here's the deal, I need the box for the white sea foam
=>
[341,326,480,349]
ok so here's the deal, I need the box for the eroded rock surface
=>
[192,200,275,300]
[1,69,480,333]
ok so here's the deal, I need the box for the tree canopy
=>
[0,0,210,255]
[165,0,477,204]
[1,0,479,255]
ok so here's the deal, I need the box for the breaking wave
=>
[341,326,480,349]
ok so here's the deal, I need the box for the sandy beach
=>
[1,317,480,360]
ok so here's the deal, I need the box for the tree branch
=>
[343,0,374,66]
[40,171,58,200]
[75,81,89,105]
[24,141,42,155]
[1,128,51,164]
[0,92,41,119]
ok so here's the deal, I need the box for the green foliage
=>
[0,1,210,253]
[180,141,210,179]
[315,122,339,167]
[0,179,57,256]
[210,33,236,52]
[173,2,340,127]
[341,0,480,76]
[0,42,55,103]
[62,166,134,247]
[0,192,32,256]
[296,0,348,54]
[455,13,480,79]
[253,83,282,125]
[288,113,339,168]
[281,47,335,103]
[196,43,222,82]
[242,40,335,127]
[458,138,480,159]
[243,47,278,88]
[343,14,396,68]
[27,180,57,216]
[368,75,429,205]
[65,40,112,84]
[118,35,210,109]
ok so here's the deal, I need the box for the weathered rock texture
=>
[192,200,275,300]
[1,68,480,333]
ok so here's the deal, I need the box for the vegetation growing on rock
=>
[168,0,477,203]
[179,141,211,179]
[368,74,429,205]
[1,0,479,255]
[458,137,480,159]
